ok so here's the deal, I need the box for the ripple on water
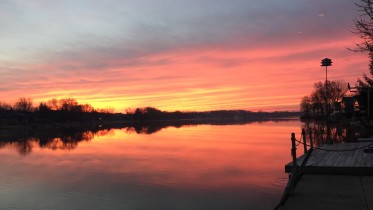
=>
[271,177,289,188]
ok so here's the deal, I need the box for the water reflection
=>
[0,120,300,210]
[0,119,296,156]
[1,119,370,209]
[301,121,371,146]
[1,119,369,157]
[0,128,115,156]
[123,118,294,134]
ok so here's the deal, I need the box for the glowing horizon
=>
[0,0,370,112]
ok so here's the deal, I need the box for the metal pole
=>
[325,66,329,117]
[368,90,371,118]
[321,58,332,117]
[309,129,313,150]
[302,129,307,154]
[291,133,297,167]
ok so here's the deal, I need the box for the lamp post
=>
[321,58,332,117]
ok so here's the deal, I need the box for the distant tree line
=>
[0,97,301,127]
[125,106,300,122]
[0,97,122,126]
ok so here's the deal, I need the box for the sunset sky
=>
[0,0,370,112]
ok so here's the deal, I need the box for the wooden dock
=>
[285,142,373,175]
[276,132,373,210]
[279,174,373,210]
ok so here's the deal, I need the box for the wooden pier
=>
[285,142,373,175]
[276,131,373,210]
[279,174,373,210]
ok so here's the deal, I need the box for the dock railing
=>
[274,130,315,210]
[275,130,373,210]
[291,129,314,169]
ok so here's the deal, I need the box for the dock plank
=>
[285,142,373,175]
[348,145,359,167]
[305,148,321,166]
[279,174,370,210]
[312,148,331,166]
[280,142,373,209]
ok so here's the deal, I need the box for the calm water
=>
[0,120,303,210]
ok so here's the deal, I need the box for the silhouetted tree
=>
[14,97,33,112]
[81,104,95,112]
[60,98,79,111]
[38,102,50,112]
[125,108,135,114]
[351,0,373,116]
[301,80,348,118]
[131,107,162,120]
[0,101,12,111]
[300,96,312,115]
[97,107,115,114]
[47,98,60,110]
[353,0,373,54]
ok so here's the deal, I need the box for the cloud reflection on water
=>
[0,120,304,209]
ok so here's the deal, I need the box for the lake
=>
[0,120,304,209]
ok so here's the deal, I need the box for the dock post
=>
[302,129,307,154]
[309,129,313,150]
[291,133,297,167]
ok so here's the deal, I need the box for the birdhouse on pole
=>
[321,58,332,117]
[321,58,332,66]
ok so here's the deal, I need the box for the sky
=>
[0,0,370,112]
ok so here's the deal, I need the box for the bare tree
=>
[329,80,348,104]
[0,101,12,111]
[301,81,348,117]
[300,96,312,114]
[352,0,373,87]
[81,104,95,112]
[352,0,373,115]
[60,98,79,111]
[353,0,373,53]
[14,97,33,112]
[47,98,60,110]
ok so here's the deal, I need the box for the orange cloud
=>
[0,27,369,112]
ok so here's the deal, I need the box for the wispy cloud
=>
[0,0,368,111]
